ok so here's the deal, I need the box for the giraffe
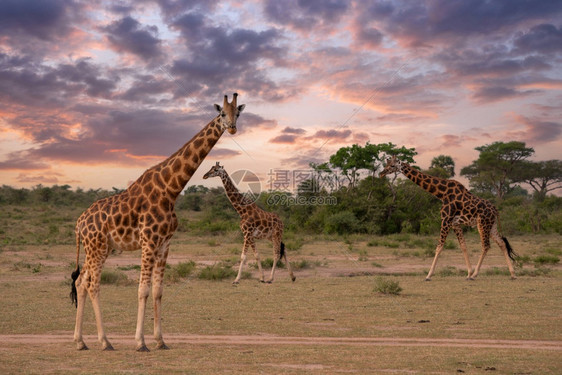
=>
[69,94,245,351]
[202,162,296,284]
[379,155,517,281]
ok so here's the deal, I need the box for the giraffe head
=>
[213,93,245,135]
[379,155,403,178]
[202,161,226,180]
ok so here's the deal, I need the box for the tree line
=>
[1,140,561,236]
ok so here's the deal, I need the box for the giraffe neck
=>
[400,163,446,200]
[219,173,254,215]
[130,117,224,202]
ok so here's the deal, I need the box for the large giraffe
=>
[70,94,245,351]
[203,162,296,284]
[379,155,517,281]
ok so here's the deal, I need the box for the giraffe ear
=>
[214,104,222,113]
[237,104,245,112]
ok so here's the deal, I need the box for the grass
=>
[373,277,402,295]
[0,206,560,374]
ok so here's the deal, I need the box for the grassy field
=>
[0,212,561,374]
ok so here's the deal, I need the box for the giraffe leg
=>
[135,246,155,352]
[266,238,283,283]
[87,266,113,351]
[426,223,451,281]
[233,238,251,284]
[250,242,264,283]
[152,241,170,350]
[490,222,517,279]
[452,225,473,279]
[283,249,296,282]
[73,268,89,350]
[470,222,491,279]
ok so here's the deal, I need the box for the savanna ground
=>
[0,206,561,374]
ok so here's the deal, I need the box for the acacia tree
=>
[513,160,562,201]
[460,141,534,200]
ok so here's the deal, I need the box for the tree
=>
[460,141,534,200]
[329,144,372,188]
[513,160,562,201]
[328,142,417,188]
[429,155,455,178]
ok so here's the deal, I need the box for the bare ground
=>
[1,333,560,351]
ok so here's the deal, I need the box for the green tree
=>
[513,160,562,201]
[429,155,455,178]
[328,144,373,188]
[460,141,534,200]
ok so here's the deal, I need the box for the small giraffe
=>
[379,155,517,281]
[203,162,296,284]
[69,94,245,351]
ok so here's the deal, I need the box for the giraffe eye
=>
[221,112,226,118]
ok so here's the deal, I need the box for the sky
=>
[1,0,562,192]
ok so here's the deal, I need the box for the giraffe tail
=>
[280,242,285,258]
[70,227,81,308]
[502,237,518,261]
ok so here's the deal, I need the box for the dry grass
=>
[0,233,561,374]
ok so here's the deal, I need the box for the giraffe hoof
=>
[510,276,517,280]
[156,343,170,350]
[136,344,150,352]
[102,343,115,351]
[76,342,89,351]
[424,278,431,282]
[291,276,296,282]
[232,280,240,285]
[265,280,272,284]
[466,277,475,281]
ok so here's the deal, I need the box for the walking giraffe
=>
[203,162,296,284]
[70,94,245,351]
[379,155,517,281]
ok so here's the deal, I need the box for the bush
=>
[373,277,402,295]
[166,261,197,282]
[198,263,237,281]
[324,210,359,235]
[100,269,129,285]
[533,255,560,265]
[260,258,285,269]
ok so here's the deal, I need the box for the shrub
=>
[533,255,560,265]
[166,261,197,282]
[260,258,285,269]
[100,269,129,285]
[373,277,402,295]
[324,210,359,235]
[198,263,236,281]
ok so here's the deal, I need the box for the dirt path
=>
[1,334,560,350]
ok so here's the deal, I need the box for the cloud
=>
[268,126,306,144]
[208,148,242,158]
[311,129,352,140]
[264,0,349,32]
[514,23,562,54]
[0,56,118,109]
[169,15,289,99]
[103,16,163,62]
[510,115,562,144]
[282,126,306,134]
[471,86,538,103]
[0,151,50,170]
[363,0,562,47]
[269,134,299,144]
[0,0,81,41]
